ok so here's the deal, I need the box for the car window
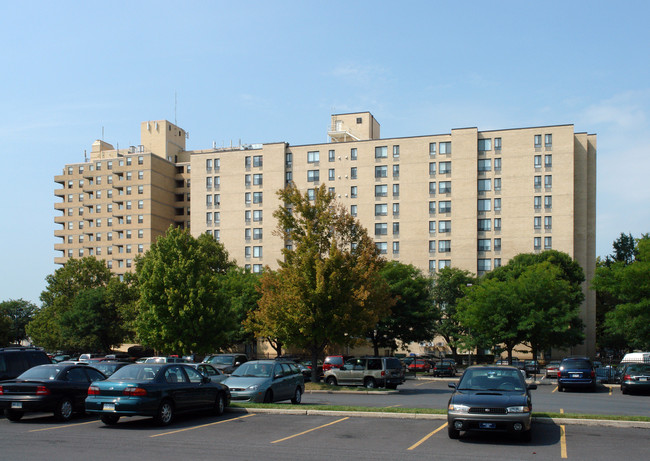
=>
[326,356,344,366]
[19,365,61,380]
[184,366,204,383]
[562,359,592,369]
[384,358,401,369]
[626,364,650,374]
[368,359,382,370]
[165,366,188,384]
[287,363,300,375]
[280,363,292,376]
[208,356,234,365]
[85,368,106,382]
[198,365,217,376]
[232,362,273,378]
[66,367,89,382]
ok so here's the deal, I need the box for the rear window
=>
[626,364,650,374]
[325,356,343,366]
[562,359,592,369]
[18,365,62,380]
[384,358,401,369]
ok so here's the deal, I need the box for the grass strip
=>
[305,382,388,392]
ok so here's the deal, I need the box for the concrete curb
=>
[227,407,649,427]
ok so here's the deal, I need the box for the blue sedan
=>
[85,363,230,426]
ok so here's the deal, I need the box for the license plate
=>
[570,373,581,378]
[479,422,496,429]
[103,403,115,411]
[11,402,22,409]
[640,378,648,382]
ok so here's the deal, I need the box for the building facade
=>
[54,112,597,357]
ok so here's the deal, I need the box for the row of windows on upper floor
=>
[65,155,156,176]
[64,186,145,202]
[65,171,147,188]
[66,243,145,256]
[65,229,144,244]
[64,217,147,230]
[63,200,146,216]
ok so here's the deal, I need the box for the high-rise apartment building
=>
[54,112,596,356]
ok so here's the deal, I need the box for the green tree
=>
[134,227,236,355]
[431,267,477,361]
[593,234,650,351]
[610,232,638,265]
[0,313,11,346]
[221,267,262,350]
[27,257,113,351]
[247,184,392,381]
[369,262,437,357]
[0,299,38,345]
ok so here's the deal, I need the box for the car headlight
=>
[247,384,260,391]
[507,406,530,413]
[448,404,470,413]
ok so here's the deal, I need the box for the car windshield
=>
[208,356,234,365]
[231,362,273,378]
[626,364,650,374]
[107,364,162,381]
[457,369,525,391]
[18,366,62,380]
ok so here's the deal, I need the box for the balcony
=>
[328,125,360,143]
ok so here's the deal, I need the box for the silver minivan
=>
[324,357,405,389]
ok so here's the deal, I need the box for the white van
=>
[621,352,650,364]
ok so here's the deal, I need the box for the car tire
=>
[448,424,460,439]
[54,398,74,422]
[263,389,273,403]
[154,400,174,426]
[291,387,302,404]
[557,385,564,392]
[364,378,376,389]
[326,376,337,386]
[5,409,24,422]
[214,392,226,416]
[521,429,532,442]
[621,386,628,395]
[101,414,120,425]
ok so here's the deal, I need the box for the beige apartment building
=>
[54,112,597,357]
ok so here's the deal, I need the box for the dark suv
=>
[557,357,597,392]
[202,354,248,374]
[0,347,52,381]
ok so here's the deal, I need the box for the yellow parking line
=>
[560,408,564,414]
[609,387,613,396]
[415,381,431,387]
[552,386,558,393]
[386,404,401,408]
[271,417,349,444]
[407,422,448,450]
[29,420,98,432]
[150,414,255,438]
[560,424,567,458]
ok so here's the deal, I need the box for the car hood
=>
[451,390,528,407]
[223,376,271,388]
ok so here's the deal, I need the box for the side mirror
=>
[448,382,457,389]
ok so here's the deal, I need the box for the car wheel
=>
[448,424,460,439]
[291,387,302,405]
[101,414,120,425]
[54,398,74,422]
[621,386,628,395]
[364,378,376,389]
[557,385,564,392]
[154,400,174,426]
[5,409,24,422]
[521,429,532,442]
[326,376,337,386]
[214,392,226,416]
[263,389,273,403]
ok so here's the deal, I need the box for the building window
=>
[392,164,399,178]
[429,181,437,194]
[534,176,542,188]
[253,192,263,204]
[494,158,502,170]
[392,184,399,197]
[438,260,451,270]
[429,142,436,155]
[375,223,388,235]
[392,222,400,234]
[494,218,501,230]
[138,230,143,238]
[439,220,451,233]
[429,240,436,253]
[534,196,542,209]
[478,159,491,172]
[376,242,388,254]
[375,185,388,197]
[253,210,263,222]
[439,201,451,213]
[534,216,542,229]
[429,162,436,175]
[350,186,358,198]
[375,204,388,216]
[429,221,436,233]
[206,195,213,207]
[544,195,552,209]
[545,154,552,167]
[544,175,552,188]
[350,205,357,216]
[284,153,292,168]
[253,228,263,240]
[429,201,436,214]
[544,216,552,229]
[494,137,502,150]
[494,198,501,211]
[494,238,502,251]
[494,178,502,191]
[375,146,388,159]
[328,169,335,181]
[307,189,316,200]
[393,145,400,158]
[253,173,263,185]
[544,236,552,249]
[534,135,542,148]
[478,219,491,231]
[545,134,552,148]
[439,142,451,154]
[439,181,451,194]
[429,260,436,272]
[478,239,491,251]
[534,237,542,250]
[307,170,320,182]
[245,246,251,258]
[478,199,491,211]
[328,150,335,162]
[253,155,263,167]
[351,148,357,160]
[206,159,213,171]
[245,192,251,205]
[478,138,492,151]
[245,210,251,223]
[253,246,263,258]
[206,177,213,189]
[307,151,319,163]
[351,167,357,179]
[392,241,400,254]
[375,166,388,178]
[439,161,451,174]
[439,240,451,253]
[478,259,492,273]
[478,179,491,192]
[534,155,542,168]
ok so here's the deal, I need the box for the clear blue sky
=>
[1,1,648,305]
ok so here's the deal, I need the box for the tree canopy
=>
[134,227,236,355]
[0,298,38,345]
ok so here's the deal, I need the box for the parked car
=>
[557,357,597,392]
[88,361,132,377]
[143,356,190,364]
[187,363,227,383]
[447,365,536,441]
[323,355,349,372]
[408,359,432,373]
[619,363,650,394]
[222,360,304,404]
[545,361,561,379]
[0,363,106,422]
[0,346,52,381]
[432,360,456,377]
[524,360,540,376]
[86,363,230,426]
[323,357,405,389]
[202,354,249,374]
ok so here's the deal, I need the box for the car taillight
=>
[590,370,595,378]
[0,386,3,395]
[123,387,147,397]
[88,385,100,395]
[381,371,385,377]
[557,371,561,378]
[623,374,631,381]
[36,386,50,396]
